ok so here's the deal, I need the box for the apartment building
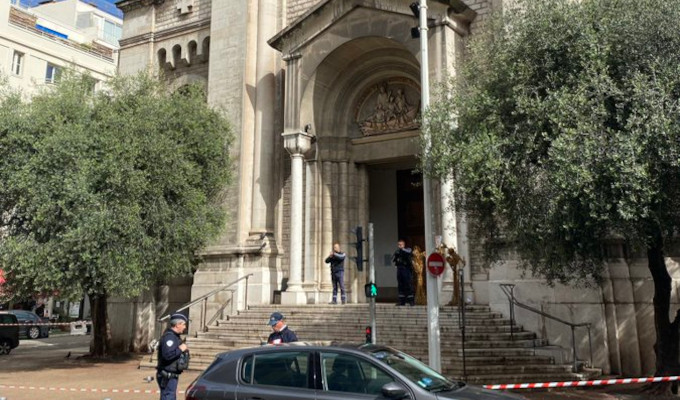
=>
[0,0,122,95]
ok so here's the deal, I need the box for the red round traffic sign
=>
[427,253,446,276]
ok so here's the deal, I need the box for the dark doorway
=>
[396,169,425,250]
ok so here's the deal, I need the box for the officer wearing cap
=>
[156,313,189,400]
[267,312,298,345]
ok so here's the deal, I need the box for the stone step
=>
[220,316,511,326]
[235,309,498,319]
[246,305,491,312]
[200,327,535,341]
[142,303,595,385]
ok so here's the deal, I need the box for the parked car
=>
[8,310,49,339]
[0,312,20,354]
[184,343,526,400]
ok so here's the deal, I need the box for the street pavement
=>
[0,334,675,400]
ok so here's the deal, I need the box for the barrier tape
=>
[0,384,184,395]
[0,321,91,326]
[484,375,680,390]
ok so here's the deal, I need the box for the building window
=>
[101,20,122,46]
[45,63,60,84]
[11,51,23,75]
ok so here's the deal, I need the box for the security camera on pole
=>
[412,0,442,372]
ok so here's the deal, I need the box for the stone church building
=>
[113,0,667,377]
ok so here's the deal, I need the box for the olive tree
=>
[0,72,232,355]
[424,0,680,381]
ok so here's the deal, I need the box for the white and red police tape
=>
[0,321,91,326]
[0,384,184,395]
[484,375,680,390]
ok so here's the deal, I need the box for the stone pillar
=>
[457,211,474,304]
[281,131,313,304]
[339,161,351,302]
[440,177,456,304]
[320,161,333,293]
[250,0,278,236]
[303,161,319,297]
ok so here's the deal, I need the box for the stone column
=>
[320,161,333,292]
[281,131,313,304]
[441,177,474,304]
[303,161,319,296]
[250,0,278,237]
[440,177,456,304]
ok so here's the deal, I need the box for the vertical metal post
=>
[459,268,466,380]
[201,298,207,332]
[419,0,441,372]
[245,274,250,311]
[571,326,577,372]
[509,286,515,341]
[588,325,593,368]
[369,223,376,344]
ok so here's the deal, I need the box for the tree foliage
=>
[0,71,232,311]
[425,0,680,284]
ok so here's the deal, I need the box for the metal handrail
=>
[499,283,593,372]
[159,273,253,323]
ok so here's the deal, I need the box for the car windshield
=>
[366,347,459,392]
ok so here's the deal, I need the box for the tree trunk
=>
[647,232,680,385]
[89,293,110,357]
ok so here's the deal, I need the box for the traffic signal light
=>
[352,226,364,271]
[364,282,377,298]
[365,326,372,344]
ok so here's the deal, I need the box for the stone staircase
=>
[142,304,599,384]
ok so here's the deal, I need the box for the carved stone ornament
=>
[355,79,421,136]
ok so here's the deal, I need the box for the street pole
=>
[369,223,376,344]
[419,0,441,372]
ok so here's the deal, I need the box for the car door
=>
[236,350,316,400]
[315,351,415,400]
[13,311,29,336]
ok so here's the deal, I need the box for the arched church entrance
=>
[368,162,424,303]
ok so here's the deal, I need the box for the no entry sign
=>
[427,253,445,276]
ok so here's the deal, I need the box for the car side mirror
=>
[382,382,409,399]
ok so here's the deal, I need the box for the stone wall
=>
[287,0,323,22]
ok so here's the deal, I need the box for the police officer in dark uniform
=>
[392,239,415,306]
[156,313,189,400]
[267,312,298,344]
[325,242,347,304]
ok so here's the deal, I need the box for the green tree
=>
[0,72,233,356]
[424,0,680,381]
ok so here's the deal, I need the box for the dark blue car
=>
[9,310,49,339]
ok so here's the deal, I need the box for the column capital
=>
[282,130,314,157]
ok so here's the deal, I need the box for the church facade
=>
[114,0,669,377]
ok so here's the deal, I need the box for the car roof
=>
[0,312,18,320]
[215,342,394,360]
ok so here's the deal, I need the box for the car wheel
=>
[28,326,40,339]
[0,340,11,355]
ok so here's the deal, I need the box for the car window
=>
[247,351,310,389]
[320,352,394,395]
[13,311,29,320]
[369,347,455,392]
[0,315,16,324]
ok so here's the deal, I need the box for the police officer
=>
[325,242,347,304]
[267,312,298,344]
[156,313,189,400]
[392,239,415,306]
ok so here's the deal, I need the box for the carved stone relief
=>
[355,79,421,136]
